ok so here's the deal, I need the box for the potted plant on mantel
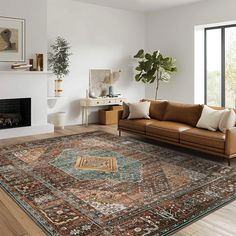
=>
[134,49,177,100]
[48,37,72,97]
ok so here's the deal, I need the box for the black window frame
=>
[204,24,236,107]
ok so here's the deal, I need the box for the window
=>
[205,25,236,108]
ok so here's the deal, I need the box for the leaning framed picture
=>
[0,16,25,62]
[89,69,111,97]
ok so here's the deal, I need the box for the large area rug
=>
[0,131,236,236]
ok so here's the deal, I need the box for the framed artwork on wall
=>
[89,69,111,97]
[0,16,25,62]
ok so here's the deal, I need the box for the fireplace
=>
[0,98,31,130]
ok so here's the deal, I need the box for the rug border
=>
[0,130,102,152]
[1,178,236,236]
[0,180,57,236]
[164,195,236,236]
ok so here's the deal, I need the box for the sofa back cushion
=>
[163,101,203,126]
[143,99,168,120]
[122,102,130,119]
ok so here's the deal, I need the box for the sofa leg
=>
[119,130,121,137]
[228,159,231,167]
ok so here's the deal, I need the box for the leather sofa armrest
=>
[225,127,236,156]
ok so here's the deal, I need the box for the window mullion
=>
[204,28,207,105]
[221,27,226,107]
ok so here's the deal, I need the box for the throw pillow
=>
[219,109,236,133]
[127,101,151,120]
[122,102,130,119]
[196,105,225,131]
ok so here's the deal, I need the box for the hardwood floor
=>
[0,124,235,236]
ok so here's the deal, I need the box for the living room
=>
[0,0,236,235]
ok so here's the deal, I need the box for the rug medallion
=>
[75,156,118,172]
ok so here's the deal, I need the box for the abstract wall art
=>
[89,69,112,97]
[0,16,25,62]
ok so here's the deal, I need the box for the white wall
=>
[47,0,146,125]
[3,0,234,127]
[146,0,236,103]
[0,0,47,70]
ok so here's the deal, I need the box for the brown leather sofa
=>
[118,100,236,165]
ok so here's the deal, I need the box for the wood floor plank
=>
[0,124,235,236]
[0,200,28,236]
[0,188,45,236]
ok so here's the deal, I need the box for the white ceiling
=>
[75,0,206,12]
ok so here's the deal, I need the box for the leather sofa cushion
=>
[142,99,168,120]
[180,128,225,150]
[146,120,192,140]
[148,100,168,120]
[163,102,203,126]
[119,119,152,133]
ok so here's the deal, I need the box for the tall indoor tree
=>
[134,49,177,100]
[48,36,72,97]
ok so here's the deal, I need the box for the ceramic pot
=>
[53,112,66,129]
[55,79,63,97]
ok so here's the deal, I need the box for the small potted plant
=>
[48,37,72,97]
[134,49,177,100]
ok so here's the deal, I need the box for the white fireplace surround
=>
[0,71,54,139]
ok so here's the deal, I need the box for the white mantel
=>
[0,71,54,139]
[0,71,50,73]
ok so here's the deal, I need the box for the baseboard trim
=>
[0,124,54,140]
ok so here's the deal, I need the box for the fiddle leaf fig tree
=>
[134,49,177,100]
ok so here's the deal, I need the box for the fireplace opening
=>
[0,98,31,130]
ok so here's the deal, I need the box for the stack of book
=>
[107,94,122,98]
[11,63,32,71]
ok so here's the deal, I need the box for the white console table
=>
[80,97,126,125]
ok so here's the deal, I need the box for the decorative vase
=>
[55,79,63,97]
[36,54,44,71]
[109,85,114,97]
[89,89,97,98]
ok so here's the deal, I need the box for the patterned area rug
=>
[0,131,236,236]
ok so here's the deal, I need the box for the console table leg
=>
[82,107,84,125]
[119,130,121,137]
[228,159,231,166]
[86,107,88,126]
